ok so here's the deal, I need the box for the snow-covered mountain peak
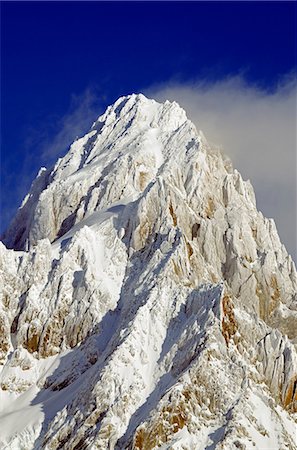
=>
[94,93,187,129]
[47,93,196,190]
[1,95,296,450]
[3,94,201,250]
[79,93,192,173]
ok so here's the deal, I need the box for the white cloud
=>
[41,88,104,160]
[1,88,104,234]
[145,76,297,261]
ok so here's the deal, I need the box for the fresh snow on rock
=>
[0,94,296,449]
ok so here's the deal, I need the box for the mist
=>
[145,76,297,262]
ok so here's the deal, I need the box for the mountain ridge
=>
[0,94,296,449]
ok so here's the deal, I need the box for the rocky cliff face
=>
[0,94,296,449]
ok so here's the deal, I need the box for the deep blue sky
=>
[1,1,296,232]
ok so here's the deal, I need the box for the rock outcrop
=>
[0,94,296,449]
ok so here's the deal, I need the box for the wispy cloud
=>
[3,79,296,262]
[1,87,105,233]
[40,87,105,161]
[145,76,297,261]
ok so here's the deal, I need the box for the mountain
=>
[0,93,296,450]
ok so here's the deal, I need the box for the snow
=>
[0,93,296,450]
[241,392,282,449]
[0,351,67,448]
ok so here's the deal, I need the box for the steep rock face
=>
[0,94,296,450]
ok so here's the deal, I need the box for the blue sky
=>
[1,1,296,256]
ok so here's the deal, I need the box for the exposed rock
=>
[0,94,296,450]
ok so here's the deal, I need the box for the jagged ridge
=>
[0,94,296,450]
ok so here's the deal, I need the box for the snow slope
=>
[0,94,296,449]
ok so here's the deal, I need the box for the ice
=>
[0,94,296,449]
